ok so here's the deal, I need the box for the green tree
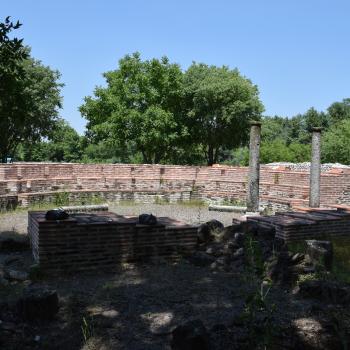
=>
[80,53,185,164]
[261,116,289,142]
[322,119,350,164]
[20,120,83,162]
[327,98,350,125]
[0,17,62,162]
[183,63,264,165]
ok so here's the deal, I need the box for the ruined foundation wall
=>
[1,163,350,208]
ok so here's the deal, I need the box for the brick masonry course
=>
[247,207,350,241]
[1,163,350,209]
[28,211,198,271]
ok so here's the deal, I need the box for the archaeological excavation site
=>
[1,123,350,350]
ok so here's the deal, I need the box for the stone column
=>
[309,127,322,208]
[246,121,262,213]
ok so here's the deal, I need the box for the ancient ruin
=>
[28,211,197,271]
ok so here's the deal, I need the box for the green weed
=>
[81,316,94,344]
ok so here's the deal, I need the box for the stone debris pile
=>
[266,162,350,172]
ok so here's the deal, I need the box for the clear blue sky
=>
[3,0,350,134]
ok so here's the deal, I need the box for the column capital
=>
[311,127,323,133]
[249,121,262,127]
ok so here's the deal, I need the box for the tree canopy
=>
[183,63,264,165]
[80,53,264,165]
[80,53,184,164]
[0,17,62,162]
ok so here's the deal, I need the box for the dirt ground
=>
[1,204,349,349]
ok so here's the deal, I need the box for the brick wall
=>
[248,209,350,241]
[1,163,350,208]
[28,211,198,271]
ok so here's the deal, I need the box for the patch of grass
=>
[154,196,170,205]
[288,237,350,284]
[54,191,70,206]
[77,193,105,206]
[81,316,95,344]
[177,199,207,207]
[221,197,246,206]
[244,235,264,279]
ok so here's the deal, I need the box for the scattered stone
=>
[223,240,237,254]
[197,224,212,243]
[306,240,333,271]
[296,280,350,304]
[210,323,228,333]
[45,209,69,220]
[234,232,245,247]
[34,335,41,342]
[17,285,59,321]
[233,248,244,260]
[205,243,224,257]
[0,236,29,252]
[171,319,210,350]
[187,252,215,267]
[101,309,119,318]
[265,251,295,283]
[206,220,224,232]
[0,276,9,287]
[290,253,305,265]
[197,220,224,243]
[216,256,230,266]
[139,213,157,225]
[0,321,17,332]
[5,269,29,281]
[220,224,242,240]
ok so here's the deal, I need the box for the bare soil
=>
[1,205,349,349]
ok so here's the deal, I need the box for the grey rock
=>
[234,232,245,247]
[290,253,305,265]
[205,243,224,257]
[188,252,215,267]
[233,248,244,259]
[0,276,9,287]
[197,224,211,243]
[171,319,210,350]
[306,240,333,271]
[216,256,230,266]
[5,269,29,281]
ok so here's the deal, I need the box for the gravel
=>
[0,203,240,235]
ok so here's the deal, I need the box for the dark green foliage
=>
[80,53,264,165]
[18,120,83,162]
[322,119,350,164]
[80,53,185,164]
[183,63,264,165]
[0,17,63,162]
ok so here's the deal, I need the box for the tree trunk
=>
[207,145,214,166]
[214,147,219,164]
[140,149,150,164]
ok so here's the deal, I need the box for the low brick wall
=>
[28,211,198,271]
[248,208,350,241]
[1,162,350,209]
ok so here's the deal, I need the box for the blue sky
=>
[3,0,350,134]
